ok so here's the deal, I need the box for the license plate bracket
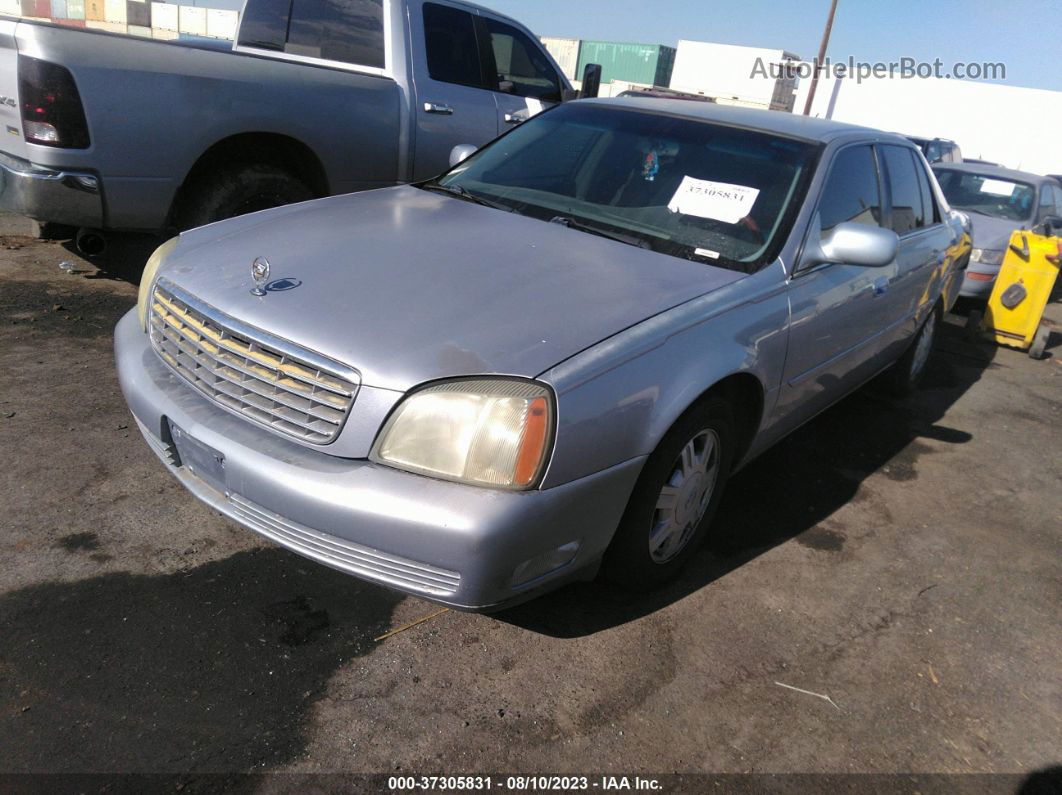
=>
[168,421,227,494]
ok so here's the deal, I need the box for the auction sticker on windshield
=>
[980,178,1016,196]
[667,177,760,224]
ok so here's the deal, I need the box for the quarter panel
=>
[540,262,789,488]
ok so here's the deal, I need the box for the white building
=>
[669,40,800,112]
[792,68,1062,175]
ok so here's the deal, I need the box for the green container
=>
[576,41,676,87]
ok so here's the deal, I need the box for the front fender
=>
[538,263,790,489]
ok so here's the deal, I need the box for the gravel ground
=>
[0,230,1059,790]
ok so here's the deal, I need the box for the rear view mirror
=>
[448,144,477,168]
[580,63,602,99]
[804,221,899,269]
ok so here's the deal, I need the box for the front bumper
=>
[0,149,104,228]
[115,309,644,611]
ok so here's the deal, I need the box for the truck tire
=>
[177,163,315,230]
[1028,324,1050,359]
[602,396,736,589]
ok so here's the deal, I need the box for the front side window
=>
[433,104,819,271]
[239,0,385,70]
[484,18,561,101]
[1038,184,1057,220]
[935,170,1036,223]
[818,145,883,234]
[423,3,484,88]
[882,145,926,235]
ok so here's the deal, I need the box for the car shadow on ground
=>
[501,318,1000,638]
[0,547,403,774]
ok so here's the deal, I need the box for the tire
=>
[602,396,736,589]
[177,163,315,230]
[1028,324,1050,359]
[881,305,940,397]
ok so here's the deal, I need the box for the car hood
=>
[965,212,1024,251]
[165,186,744,392]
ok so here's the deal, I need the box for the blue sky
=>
[481,0,1059,92]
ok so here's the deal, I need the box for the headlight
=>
[371,379,553,490]
[136,236,179,331]
[971,248,1004,266]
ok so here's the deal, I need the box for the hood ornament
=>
[251,257,270,296]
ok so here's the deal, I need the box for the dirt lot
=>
[0,229,1059,789]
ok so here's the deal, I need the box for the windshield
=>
[433,104,820,271]
[934,170,1035,222]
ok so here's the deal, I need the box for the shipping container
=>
[103,0,124,24]
[125,0,149,27]
[65,0,84,19]
[670,40,800,111]
[576,41,676,88]
[150,1,176,30]
[539,36,580,81]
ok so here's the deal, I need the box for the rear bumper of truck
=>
[0,150,103,228]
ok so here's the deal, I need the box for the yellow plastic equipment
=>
[975,229,1060,358]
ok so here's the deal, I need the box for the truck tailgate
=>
[0,19,27,160]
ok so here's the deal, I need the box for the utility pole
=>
[803,0,839,116]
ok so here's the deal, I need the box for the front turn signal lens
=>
[137,236,179,331]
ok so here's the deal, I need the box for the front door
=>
[777,143,899,428]
[476,14,563,133]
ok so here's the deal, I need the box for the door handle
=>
[865,276,889,296]
[423,102,454,115]
[504,111,528,124]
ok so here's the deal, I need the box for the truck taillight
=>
[17,55,90,149]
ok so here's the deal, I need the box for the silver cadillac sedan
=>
[115,99,970,611]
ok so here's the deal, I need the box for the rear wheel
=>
[881,305,939,396]
[177,163,315,230]
[602,397,735,588]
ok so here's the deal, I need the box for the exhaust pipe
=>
[75,227,106,257]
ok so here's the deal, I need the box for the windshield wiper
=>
[420,183,513,212]
[549,216,651,249]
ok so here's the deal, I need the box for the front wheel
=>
[602,397,736,588]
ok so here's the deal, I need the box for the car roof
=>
[931,161,1050,185]
[580,97,908,145]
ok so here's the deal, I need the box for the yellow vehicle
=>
[969,229,1060,358]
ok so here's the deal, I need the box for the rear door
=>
[409,1,498,181]
[878,143,943,347]
[0,19,29,160]
[476,14,563,131]
[779,143,898,423]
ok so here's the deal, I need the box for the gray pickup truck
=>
[0,0,571,246]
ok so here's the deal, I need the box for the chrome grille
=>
[149,281,359,444]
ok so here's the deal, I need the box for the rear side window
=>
[882,145,926,235]
[484,18,561,101]
[818,145,883,234]
[239,0,385,70]
[423,3,484,88]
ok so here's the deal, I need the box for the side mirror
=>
[580,63,602,99]
[448,144,477,168]
[1039,215,1062,236]
[803,221,899,269]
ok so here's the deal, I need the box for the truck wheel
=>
[881,304,939,397]
[1028,324,1050,359]
[178,163,315,230]
[602,396,735,589]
